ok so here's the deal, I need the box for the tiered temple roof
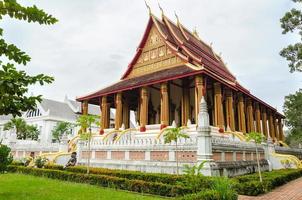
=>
[77,14,283,118]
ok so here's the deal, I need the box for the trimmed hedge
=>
[180,189,237,200]
[44,164,183,185]
[8,165,190,197]
[180,190,220,200]
[233,169,302,196]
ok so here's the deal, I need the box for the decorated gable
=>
[126,25,185,79]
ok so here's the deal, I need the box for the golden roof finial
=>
[174,11,180,26]
[192,27,200,39]
[144,0,151,16]
[158,2,164,18]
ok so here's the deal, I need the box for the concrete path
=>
[239,177,302,200]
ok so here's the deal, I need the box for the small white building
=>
[0,96,116,158]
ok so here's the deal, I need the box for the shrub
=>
[211,177,238,200]
[233,169,302,196]
[181,162,214,193]
[8,166,190,197]
[180,190,220,200]
[44,164,183,185]
[0,143,13,173]
[34,156,48,168]
[234,180,266,196]
[44,164,64,170]
[11,160,24,166]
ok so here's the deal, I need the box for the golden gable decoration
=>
[127,25,184,79]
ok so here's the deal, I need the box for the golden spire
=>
[158,2,164,18]
[192,27,200,40]
[174,11,180,26]
[144,0,151,15]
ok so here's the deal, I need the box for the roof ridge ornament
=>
[192,27,201,40]
[174,11,180,26]
[158,2,164,18]
[144,0,152,16]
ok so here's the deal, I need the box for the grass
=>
[0,173,165,200]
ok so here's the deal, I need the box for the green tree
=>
[280,0,302,72]
[246,132,265,183]
[51,122,73,142]
[0,142,13,173]
[77,115,100,174]
[3,118,39,140]
[3,117,27,139]
[0,0,57,116]
[25,124,39,140]
[162,127,189,175]
[284,89,302,147]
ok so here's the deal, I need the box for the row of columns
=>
[83,75,284,142]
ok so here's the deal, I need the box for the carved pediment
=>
[126,25,184,79]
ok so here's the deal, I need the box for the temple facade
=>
[77,13,284,142]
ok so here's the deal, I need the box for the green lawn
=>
[0,173,165,200]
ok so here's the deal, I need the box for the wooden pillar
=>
[214,82,224,129]
[122,101,130,129]
[115,92,123,130]
[82,100,88,115]
[261,107,268,138]
[139,87,148,132]
[160,82,169,129]
[246,99,255,133]
[278,117,284,141]
[100,96,110,134]
[237,94,246,133]
[225,89,235,131]
[181,80,190,126]
[273,115,279,142]
[268,111,275,140]
[255,103,261,133]
[195,75,204,123]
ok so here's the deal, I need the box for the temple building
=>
[77,12,284,142]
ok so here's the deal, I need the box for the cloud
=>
[2,0,301,114]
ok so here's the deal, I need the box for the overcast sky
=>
[2,0,301,114]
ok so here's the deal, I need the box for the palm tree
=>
[3,118,27,139]
[163,127,189,175]
[246,132,265,183]
[51,122,73,142]
[25,124,40,140]
[76,115,100,174]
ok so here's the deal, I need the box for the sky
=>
[1,0,301,114]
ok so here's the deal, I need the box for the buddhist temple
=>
[77,11,285,142]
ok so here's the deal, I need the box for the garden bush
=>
[34,156,48,168]
[179,190,220,200]
[8,165,190,197]
[233,169,302,196]
[0,143,13,173]
[211,177,238,200]
[44,164,183,185]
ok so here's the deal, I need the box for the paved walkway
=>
[239,177,302,200]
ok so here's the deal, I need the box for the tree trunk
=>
[255,144,263,183]
[87,129,91,174]
[176,140,179,175]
